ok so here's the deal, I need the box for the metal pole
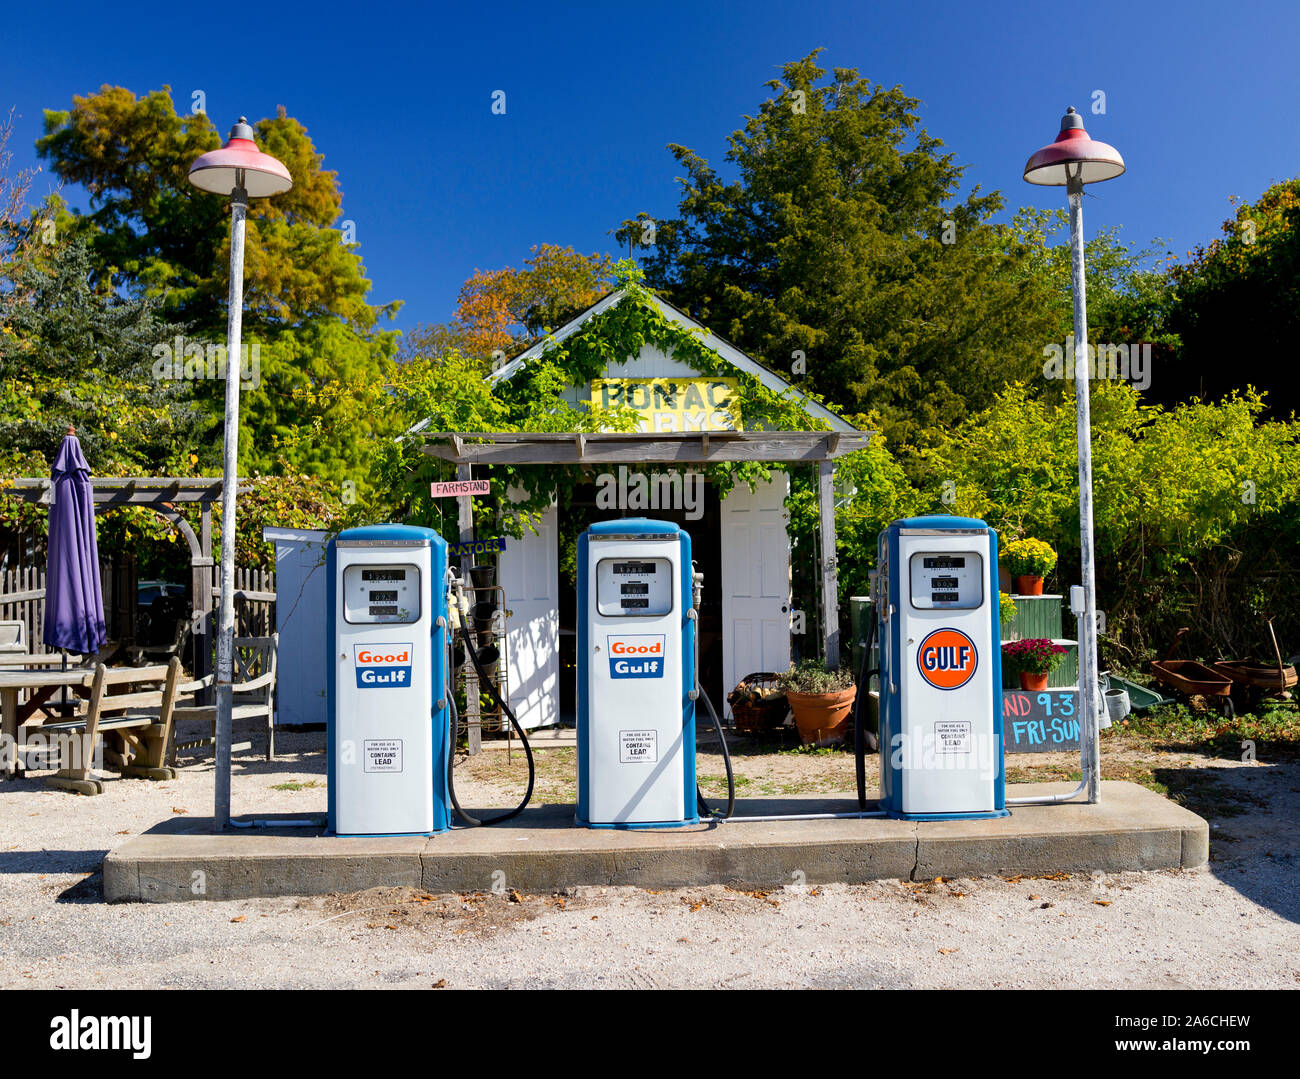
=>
[1068,169,1101,804]
[214,178,248,829]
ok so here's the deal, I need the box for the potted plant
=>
[1002,638,1067,691]
[1003,538,1057,596]
[778,660,857,745]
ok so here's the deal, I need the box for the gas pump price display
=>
[342,563,421,624]
[909,552,983,610]
[596,557,673,616]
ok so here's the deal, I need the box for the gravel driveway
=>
[1,727,1296,989]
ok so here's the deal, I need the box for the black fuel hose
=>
[445,604,535,826]
[695,682,735,820]
[854,609,880,812]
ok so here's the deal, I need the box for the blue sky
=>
[3,0,1297,339]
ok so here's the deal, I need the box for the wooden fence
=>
[0,567,50,654]
[212,564,277,639]
[0,563,275,662]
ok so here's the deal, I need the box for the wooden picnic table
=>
[0,667,92,777]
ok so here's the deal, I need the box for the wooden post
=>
[818,459,840,669]
[456,464,481,756]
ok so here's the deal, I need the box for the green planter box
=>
[1001,594,1065,642]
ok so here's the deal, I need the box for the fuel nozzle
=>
[691,560,705,613]
[445,567,470,621]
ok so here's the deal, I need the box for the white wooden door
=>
[499,499,559,731]
[721,471,792,712]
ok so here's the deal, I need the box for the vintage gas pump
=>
[327,524,450,837]
[876,515,1008,820]
[576,518,697,827]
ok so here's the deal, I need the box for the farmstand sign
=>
[591,377,739,432]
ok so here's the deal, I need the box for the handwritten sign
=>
[449,537,506,558]
[1002,689,1080,753]
[430,480,490,498]
[592,378,739,432]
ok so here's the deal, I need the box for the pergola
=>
[5,477,246,683]
[421,430,873,666]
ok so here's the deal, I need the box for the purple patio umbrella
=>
[43,426,106,657]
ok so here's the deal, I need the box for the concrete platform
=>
[102,781,1208,903]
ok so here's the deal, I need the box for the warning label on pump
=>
[619,729,658,764]
[934,721,971,754]
[363,739,403,772]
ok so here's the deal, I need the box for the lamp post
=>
[1024,107,1124,804]
[188,118,292,828]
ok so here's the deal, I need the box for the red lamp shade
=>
[188,117,292,198]
[1023,107,1125,186]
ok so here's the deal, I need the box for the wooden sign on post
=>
[1002,689,1081,753]
[449,537,505,559]
[430,479,490,497]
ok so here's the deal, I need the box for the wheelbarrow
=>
[1149,628,1235,718]
[1211,618,1296,708]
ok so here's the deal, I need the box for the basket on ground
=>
[727,672,788,733]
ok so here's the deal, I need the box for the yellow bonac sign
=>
[592,377,740,432]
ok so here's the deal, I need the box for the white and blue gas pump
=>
[576,518,698,828]
[875,515,1008,820]
[327,524,450,837]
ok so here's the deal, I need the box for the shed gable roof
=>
[486,288,856,432]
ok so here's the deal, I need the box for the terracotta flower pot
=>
[787,686,856,745]
[1015,575,1044,596]
[1018,671,1049,691]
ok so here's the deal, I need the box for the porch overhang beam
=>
[419,431,871,466]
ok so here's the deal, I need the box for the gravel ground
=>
[1,723,1297,989]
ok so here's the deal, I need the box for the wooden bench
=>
[171,634,278,762]
[32,658,183,795]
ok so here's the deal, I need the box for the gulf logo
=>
[607,635,666,679]
[354,643,413,689]
[917,628,979,690]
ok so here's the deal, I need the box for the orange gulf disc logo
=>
[917,628,979,690]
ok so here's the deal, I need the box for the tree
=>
[1166,179,1300,413]
[0,230,202,473]
[628,51,1061,465]
[34,86,400,488]
[404,244,614,362]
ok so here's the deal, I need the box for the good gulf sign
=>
[607,635,666,679]
[917,628,978,690]
[354,643,413,688]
